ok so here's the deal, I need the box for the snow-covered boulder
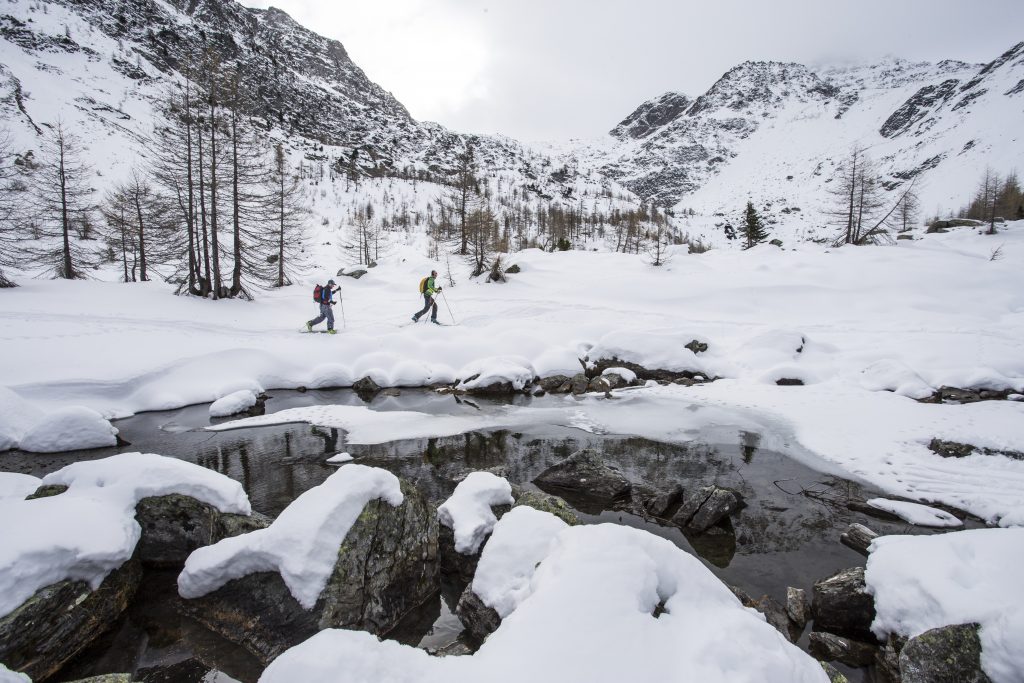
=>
[18,407,118,454]
[455,356,536,395]
[0,473,40,502]
[586,330,714,381]
[177,465,438,664]
[261,522,830,683]
[437,473,513,583]
[0,453,250,681]
[866,528,1024,683]
[209,390,260,418]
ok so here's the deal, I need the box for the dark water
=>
[2,389,974,683]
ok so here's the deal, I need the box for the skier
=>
[412,270,442,324]
[307,279,340,334]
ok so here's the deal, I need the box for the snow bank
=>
[178,465,402,609]
[326,452,353,463]
[209,389,259,418]
[0,453,251,619]
[602,366,637,383]
[867,529,1024,683]
[859,359,935,400]
[456,356,535,392]
[586,330,712,376]
[0,473,41,501]
[437,472,513,554]
[472,506,569,618]
[260,523,828,683]
[866,498,963,528]
[0,388,117,453]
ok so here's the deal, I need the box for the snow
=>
[0,663,30,683]
[436,472,514,555]
[0,388,118,453]
[602,366,637,383]
[326,452,353,463]
[456,356,536,392]
[209,389,259,418]
[0,453,250,619]
[259,523,829,683]
[866,529,1024,683]
[0,473,40,502]
[178,465,402,609]
[865,498,963,528]
[471,506,569,618]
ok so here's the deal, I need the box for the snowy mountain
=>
[581,44,1022,241]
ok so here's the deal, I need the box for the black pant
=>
[413,294,437,321]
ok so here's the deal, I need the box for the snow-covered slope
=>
[572,45,1023,245]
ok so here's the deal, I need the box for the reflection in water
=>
[3,390,973,683]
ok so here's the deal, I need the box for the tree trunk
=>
[209,100,222,299]
[133,190,147,282]
[58,144,74,279]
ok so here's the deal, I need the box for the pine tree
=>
[741,201,768,249]
[0,131,27,287]
[30,121,96,279]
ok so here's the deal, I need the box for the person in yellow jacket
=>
[411,270,442,324]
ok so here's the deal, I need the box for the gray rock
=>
[0,558,142,681]
[340,269,368,279]
[811,567,876,642]
[600,372,630,389]
[570,373,590,395]
[353,376,382,396]
[533,449,631,502]
[512,490,580,526]
[504,264,521,274]
[439,502,511,584]
[840,523,879,557]
[539,375,571,393]
[134,494,271,568]
[643,483,684,518]
[455,584,502,645]
[928,438,976,458]
[809,631,877,668]
[684,339,709,354]
[819,661,850,683]
[586,357,711,383]
[587,376,611,394]
[787,586,809,627]
[900,623,991,683]
[25,484,68,500]
[754,594,801,642]
[181,479,438,664]
[671,485,744,533]
[67,676,134,683]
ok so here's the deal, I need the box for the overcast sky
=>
[239,0,1024,142]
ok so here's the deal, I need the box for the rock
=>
[340,269,368,279]
[786,586,809,627]
[643,483,684,518]
[67,676,134,683]
[819,661,850,683]
[0,558,142,682]
[671,485,744,533]
[847,500,902,522]
[539,375,571,393]
[809,631,877,668]
[899,623,990,683]
[25,484,68,500]
[811,567,876,642]
[134,494,271,568]
[463,379,517,396]
[137,658,213,682]
[429,639,474,657]
[769,238,784,247]
[897,234,914,240]
[875,639,904,682]
[181,479,438,664]
[928,438,976,458]
[600,372,630,389]
[684,339,709,354]
[569,373,590,395]
[775,377,805,386]
[754,594,801,642]
[512,490,580,526]
[439,502,511,584]
[938,386,981,403]
[533,449,631,503]
[587,357,708,383]
[455,584,501,645]
[353,376,381,397]
[840,523,879,556]
[504,264,521,274]
[587,376,611,394]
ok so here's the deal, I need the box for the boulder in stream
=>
[811,567,877,642]
[899,623,991,683]
[671,485,744,533]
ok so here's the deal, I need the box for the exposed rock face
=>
[0,558,142,682]
[809,631,878,668]
[181,480,438,664]
[533,449,631,503]
[569,373,590,395]
[899,623,991,683]
[671,485,744,533]
[610,91,692,140]
[455,584,501,645]
[135,494,270,567]
[881,79,961,138]
[811,567,877,642]
[512,490,580,526]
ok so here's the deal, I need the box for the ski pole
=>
[339,298,347,330]
[441,291,457,325]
